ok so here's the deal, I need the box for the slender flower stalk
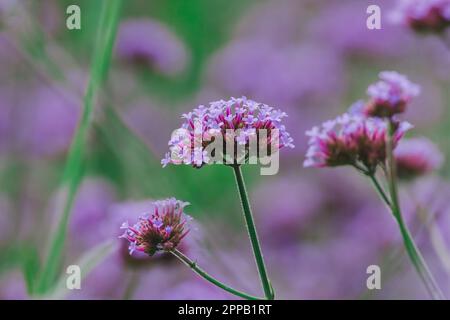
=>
[367,173,391,208]
[350,136,445,300]
[119,198,265,300]
[384,120,445,300]
[170,249,263,300]
[232,165,274,300]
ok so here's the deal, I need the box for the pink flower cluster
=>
[304,114,412,171]
[119,198,190,256]
[304,70,426,172]
[162,97,294,168]
[354,71,420,118]
[391,0,450,33]
[395,137,444,179]
[305,70,444,180]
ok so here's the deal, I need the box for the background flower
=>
[115,18,189,76]
[395,137,444,179]
[390,0,450,33]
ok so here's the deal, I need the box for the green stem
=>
[368,174,391,209]
[232,165,274,300]
[385,120,444,300]
[171,249,263,300]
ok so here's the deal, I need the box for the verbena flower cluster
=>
[395,137,444,179]
[119,198,190,256]
[162,97,294,168]
[391,0,450,33]
[304,114,412,171]
[353,71,420,118]
[304,71,417,172]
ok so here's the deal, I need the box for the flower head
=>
[304,113,412,172]
[390,0,450,33]
[119,198,190,256]
[356,71,420,118]
[395,137,444,179]
[115,19,188,76]
[162,97,294,168]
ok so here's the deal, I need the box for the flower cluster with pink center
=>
[353,71,420,118]
[390,0,450,33]
[119,198,190,256]
[304,114,413,171]
[162,97,294,168]
[395,137,444,179]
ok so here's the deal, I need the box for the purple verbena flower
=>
[362,71,420,118]
[304,113,412,171]
[390,0,450,33]
[115,19,188,76]
[119,198,190,256]
[162,97,294,168]
[394,137,444,179]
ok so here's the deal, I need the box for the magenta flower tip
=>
[395,137,444,179]
[119,198,191,256]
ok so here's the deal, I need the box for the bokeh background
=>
[1,0,450,299]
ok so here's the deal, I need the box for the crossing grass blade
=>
[36,0,123,294]
[44,240,115,299]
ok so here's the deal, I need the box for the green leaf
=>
[35,0,123,294]
[20,247,41,295]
